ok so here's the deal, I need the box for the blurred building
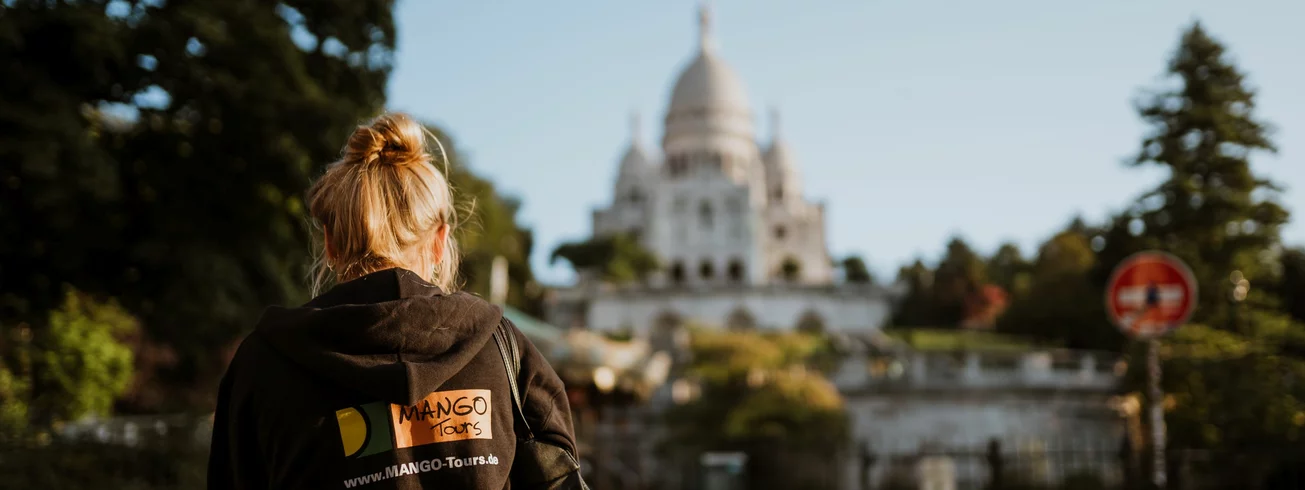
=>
[545,4,895,343]
[832,338,1129,490]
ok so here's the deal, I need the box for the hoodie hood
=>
[254,268,503,406]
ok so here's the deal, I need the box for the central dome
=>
[662,3,757,152]
[667,51,751,114]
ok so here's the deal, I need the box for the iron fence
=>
[4,420,1303,490]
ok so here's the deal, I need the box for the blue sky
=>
[387,1,1305,285]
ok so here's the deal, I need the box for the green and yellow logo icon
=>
[335,389,494,459]
[336,402,395,458]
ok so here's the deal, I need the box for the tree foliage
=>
[987,242,1032,298]
[998,227,1123,350]
[892,237,997,328]
[0,0,398,411]
[1,288,136,437]
[840,255,874,284]
[892,259,938,327]
[1095,22,1287,328]
[1271,247,1305,324]
[1151,312,1305,453]
[662,330,846,489]
[424,125,543,314]
[1099,23,1305,461]
[932,237,989,324]
[550,233,658,285]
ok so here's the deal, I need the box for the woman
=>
[208,113,580,489]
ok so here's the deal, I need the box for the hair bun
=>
[344,112,428,168]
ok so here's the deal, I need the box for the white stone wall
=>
[834,351,1127,490]
[583,285,892,334]
[762,200,833,285]
[841,394,1125,490]
[651,173,765,287]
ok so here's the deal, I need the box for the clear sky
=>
[387,1,1304,285]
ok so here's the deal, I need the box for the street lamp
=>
[1230,270,1251,333]
[1230,270,1250,302]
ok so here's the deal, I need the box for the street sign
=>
[1106,251,1198,339]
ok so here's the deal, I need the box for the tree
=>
[0,0,398,412]
[1096,22,1287,328]
[1,288,137,437]
[987,242,1032,298]
[892,259,940,327]
[932,237,988,327]
[1100,24,1305,479]
[662,330,847,489]
[551,234,659,285]
[424,125,543,315]
[1272,247,1305,324]
[998,229,1123,350]
[840,256,874,284]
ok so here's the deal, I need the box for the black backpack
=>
[491,320,591,490]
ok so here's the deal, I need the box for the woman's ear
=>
[430,224,450,263]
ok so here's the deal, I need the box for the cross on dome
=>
[629,111,642,146]
[770,107,783,140]
[698,1,715,53]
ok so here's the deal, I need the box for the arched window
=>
[780,257,802,282]
[670,261,686,285]
[726,307,757,331]
[699,200,714,230]
[795,310,826,334]
[774,225,787,240]
[699,260,715,280]
[772,186,784,202]
[727,259,745,283]
[628,188,643,205]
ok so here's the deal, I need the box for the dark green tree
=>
[1,288,137,437]
[662,330,847,490]
[931,237,988,327]
[1272,247,1305,324]
[1100,24,1305,473]
[891,259,940,327]
[0,0,398,412]
[1096,22,1288,328]
[424,125,543,315]
[987,242,1031,298]
[840,255,874,284]
[551,234,659,285]
[998,228,1123,351]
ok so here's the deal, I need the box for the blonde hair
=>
[307,112,460,295]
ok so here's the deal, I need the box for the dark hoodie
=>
[207,268,578,489]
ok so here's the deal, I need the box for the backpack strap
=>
[492,318,534,440]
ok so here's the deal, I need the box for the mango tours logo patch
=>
[335,389,493,459]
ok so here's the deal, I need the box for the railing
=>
[853,440,1305,490]
[832,350,1123,392]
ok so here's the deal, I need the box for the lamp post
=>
[1229,270,1250,333]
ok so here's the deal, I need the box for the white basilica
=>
[544,5,894,343]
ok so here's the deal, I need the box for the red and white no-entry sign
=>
[1106,251,1198,339]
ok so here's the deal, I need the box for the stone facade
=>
[545,4,894,337]
[833,349,1128,489]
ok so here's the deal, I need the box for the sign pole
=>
[1147,338,1166,489]
[1105,251,1195,490]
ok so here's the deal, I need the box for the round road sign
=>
[1105,251,1198,339]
